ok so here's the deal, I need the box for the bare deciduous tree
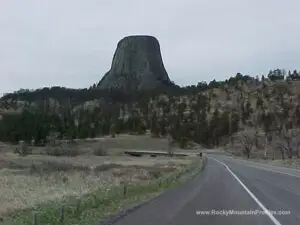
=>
[296,141,300,159]
[167,134,174,157]
[291,128,300,159]
[236,130,255,159]
[275,126,293,160]
[264,131,273,159]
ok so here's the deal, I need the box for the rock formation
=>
[98,35,171,91]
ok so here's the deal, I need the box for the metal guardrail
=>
[124,150,191,157]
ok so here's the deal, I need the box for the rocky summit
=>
[97,35,171,91]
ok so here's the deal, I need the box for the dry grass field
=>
[0,134,199,219]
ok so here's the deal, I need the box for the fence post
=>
[92,194,97,208]
[123,185,127,197]
[75,199,81,217]
[33,212,39,225]
[60,205,65,223]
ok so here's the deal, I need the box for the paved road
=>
[108,155,300,225]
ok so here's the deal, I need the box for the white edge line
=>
[217,155,300,179]
[211,157,282,225]
[222,155,300,172]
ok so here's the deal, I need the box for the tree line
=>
[0,69,299,150]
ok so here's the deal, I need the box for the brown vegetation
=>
[0,135,196,216]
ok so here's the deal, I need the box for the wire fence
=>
[12,156,203,225]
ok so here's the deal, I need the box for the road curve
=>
[106,155,300,225]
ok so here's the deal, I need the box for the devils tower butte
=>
[98,35,171,91]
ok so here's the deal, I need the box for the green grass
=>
[1,157,204,225]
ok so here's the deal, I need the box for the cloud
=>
[0,0,300,94]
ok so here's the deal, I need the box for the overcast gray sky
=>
[1,0,300,95]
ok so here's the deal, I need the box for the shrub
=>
[110,124,116,138]
[14,141,32,156]
[179,137,188,149]
[30,161,90,174]
[94,163,120,172]
[44,132,80,157]
[46,142,80,157]
[148,171,161,179]
[167,135,174,156]
[93,145,107,156]
[46,146,64,156]
[137,122,147,135]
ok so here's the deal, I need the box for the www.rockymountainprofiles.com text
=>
[196,209,291,216]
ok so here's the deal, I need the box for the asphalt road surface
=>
[108,155,300,225]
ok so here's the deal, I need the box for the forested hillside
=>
[1,69,300,159]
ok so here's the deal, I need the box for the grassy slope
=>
[1,157,204,225]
